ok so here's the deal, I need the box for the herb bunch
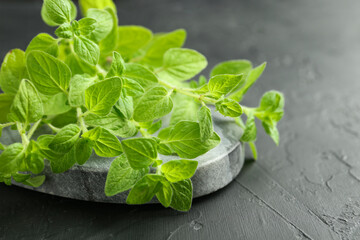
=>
[0,0,284,211]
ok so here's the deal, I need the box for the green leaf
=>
[198,105,213,142]
[85,110,137,138]
[126,174,164,204]
[262,121,280,145]
[78,17,97,36]
[115,95,133,119]
[68,74,95,107]
[215,98,243,117]
[22,175,46,187]
[74,138,93,165]
[73,35,100,66]
[41,92,71,115]
[86,9,113,42]
[0,49,29,95]
[133,87,173,122]
[12,173,31,183]
[0,143,25,174]
[41,0,74,25]
[117,26,153,60]
[0,94,14,123]
[49,124,80,153]
[49,143,77,173]
[79,0,116,16]
[156,180,173,208]
[157,48,207,82]
[240,113,257,142]
[26,33,59,58]
[50,108,77,128]
[170,94,199,126]
[140,29,186,67]
[27,50,71,95]
[208,74,245,98]
[55,23,73,39]
[161,160,198,182]
[259,90,285,112]
[99,8,118,55]
[64,52,97,76]
[25,152,44,175]
[231,62,267,101]
[170,179,193,212]
[123,63,158,90]
[82,127,123,157]
[163,121,220,159]
[210,60,252,77]
[106,52,125,78]
[121,138,158,169]
[147,120,162,135]
[122,78,144,97]
[105,154,148,196]
[9,79,43,124]
[85,77,122,116]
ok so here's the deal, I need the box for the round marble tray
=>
[1,112,245,203]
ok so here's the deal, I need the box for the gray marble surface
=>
[1,111,244,203]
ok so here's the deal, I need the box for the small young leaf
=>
[126,174,164,204]
[65,52,97,76]
[133,87,173,122]
[22,175,46,188]
[0,94,13,123]
[161,160,198,182]
[55,23,73,39]
[259,90,285,112]
[41,92,71,116]
[105,154,148,196]
[262,121,280,146]
[147,120,162,135]
[210,60,252,77]
[157,48,207,82]
[78,17,97,36]
[48,124,80,153]
[9,79,43,124]
[85,77,122,116]
[26,33,59,57]
[86,8,113,42]
[121,138,158,169]
[208,74,245,98]
[240,113,257,142]
[163,121,220,159]
[215,98,243,117]
[117,26,153,60]
[122,78,144,97]
[79,0,116,16]
[73,35,100,66]
[115,95,133,119]
[123,63,158,89]
[170,179,193,212]
[0,49,29,95]
[27,50,71,95]
[198,105,213,142]
[170,94,199,126]
[41,0,74,26]
[156,180,173,208]
[68,74,94,107]
[0,143,25,174]
[140,29,186,67]
[82,127,123,157]
[106,52,125,78]
[49,143,77,173]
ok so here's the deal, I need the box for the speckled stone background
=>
[1,0,360,239]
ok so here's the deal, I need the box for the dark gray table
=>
[1,0,359,239]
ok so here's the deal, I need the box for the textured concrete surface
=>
[1,112,245,202]
[1,0,360,239]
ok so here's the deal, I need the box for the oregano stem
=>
[0,122,15,128]
[47,123,61,133]
[27,119,42,139]
[77,108,88,133]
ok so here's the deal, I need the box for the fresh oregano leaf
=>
[210,60,252,77]
[208,74,245,98]
[99,8,118,55]
[123,63,158,89]
[126,174,164,204]
[240,113,257,142]
[198,105,213,142]
[26,33,59,58]
[170,179,193,212]
[121,138,158,169]
[68,74,94,107]
[156,180,173,208]
[106,51,125,78]
[86,8,113,42]
[105,154,148,196]
[79,0,116,16]
[0,143,25,174]
[215,98,243,117]
[74,138,93,165]
[27,50,71,95]
[73,35,100,66]
[85,77,122,116]
[161,160,198,183]
[48,124,80,153]
[42,0,74,26]
[55,23,73,39]
[0,94,13,123]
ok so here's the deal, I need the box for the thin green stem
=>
[77,108,88,133]
[47,123,61,133]
[139,128,151,138]
[27,119,42,139]
[0,122,16,128]
[96,64,107,75]
[234,117,246,129]
[248,142,258,160]
[16,122,29,148]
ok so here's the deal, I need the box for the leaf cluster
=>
[0,0,284,211]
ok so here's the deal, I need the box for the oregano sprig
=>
[0,0,284,212]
